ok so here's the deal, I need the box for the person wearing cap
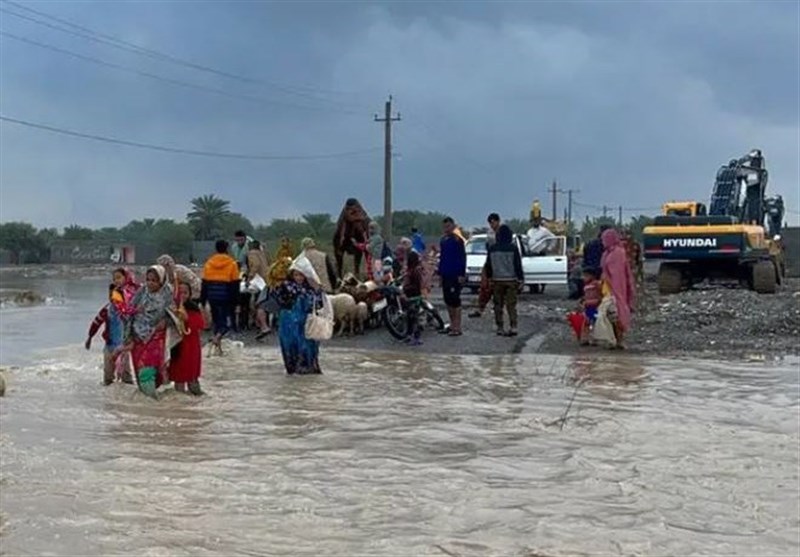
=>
[299,237,338,294]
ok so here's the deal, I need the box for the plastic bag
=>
[304,293,334,341]
[566,311,585,340]
[592,296,617,346]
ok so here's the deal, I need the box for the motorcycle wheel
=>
[422,303,446,332]
[383,305,409,340]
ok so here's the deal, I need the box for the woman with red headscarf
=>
[600,228,636,348]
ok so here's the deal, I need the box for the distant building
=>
[49,241,137,265]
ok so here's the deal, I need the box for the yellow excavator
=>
[643,149,785,294]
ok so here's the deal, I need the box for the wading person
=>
[200,240,240,350]
[85,284,131,385]
[123,265,175,398]
[485,224,524,337]
[169,282,205,396]
[274,256,324,375]
[156,255,201,301]
[469,212,502,319]
[439,217,467,336]
[600,229,636,349]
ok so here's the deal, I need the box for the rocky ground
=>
[534,278,800,361]
[241,278,800,362]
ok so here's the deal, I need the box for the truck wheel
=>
[657,264,683,295]
[752,261,777,294]
[529,284,541,294]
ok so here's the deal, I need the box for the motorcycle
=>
[373,281,445,341]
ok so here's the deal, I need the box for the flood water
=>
[1,274,799,556]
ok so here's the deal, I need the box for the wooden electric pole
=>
[603,205,608,219]
[565,188,580,232]
[549,179,566,221]
[374,96,401,241]
[618,205,623,226]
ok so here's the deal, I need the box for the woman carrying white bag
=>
[273,254,333,375]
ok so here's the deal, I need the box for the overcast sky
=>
[1,0,798,229]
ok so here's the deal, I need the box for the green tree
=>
[121,219,157,243]
[580,216,617,241]
[220,212,255,240]
[504,218,530,234]
[62,224,94,241]
[187,195,231,240]
[93,227,123,241]
[151,220,194,259]
[0,222,46,264]
[256,218,313,241]
[301,213,335,240]
[627,215,654,241]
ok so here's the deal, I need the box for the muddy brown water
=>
[0,276,798,556]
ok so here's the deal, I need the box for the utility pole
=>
[565,188,580,232]
[374,95,401,241]
[550,179,559,221]
[618,205,623,226]
[603,205,608,219]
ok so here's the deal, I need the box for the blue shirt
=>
[438,234,467,279]
[412,232,426,254]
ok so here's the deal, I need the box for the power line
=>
[0,2,364,107]
[0,31,358,115]
[0,115,381,160]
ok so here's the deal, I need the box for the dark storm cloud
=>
[0,0,797,228]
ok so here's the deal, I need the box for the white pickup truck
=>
[465,233,568,294]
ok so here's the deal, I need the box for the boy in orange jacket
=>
[200,239,240,348]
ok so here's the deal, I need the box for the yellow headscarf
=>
[275,237,294,261]
[267,256,293,288]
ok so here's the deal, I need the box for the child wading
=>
[169,282,205,396]
[85,284,133,385]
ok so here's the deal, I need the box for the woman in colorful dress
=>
[123,265,176,398]
[169,282,205,396]
[600,228,636,349]
[274,256,323,375]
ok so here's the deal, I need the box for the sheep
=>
[354,302,369,334]
[329,293,358,336]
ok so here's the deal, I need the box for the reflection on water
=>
[1,344,798,556]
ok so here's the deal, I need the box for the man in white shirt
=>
[526,217,556,255]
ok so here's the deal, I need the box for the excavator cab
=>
[662,202,707,217]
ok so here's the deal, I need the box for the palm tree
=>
[187,195,231,240]
[302,213,335,239]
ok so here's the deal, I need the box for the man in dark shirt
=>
[582,224,610,276]
[438,217,467,336]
